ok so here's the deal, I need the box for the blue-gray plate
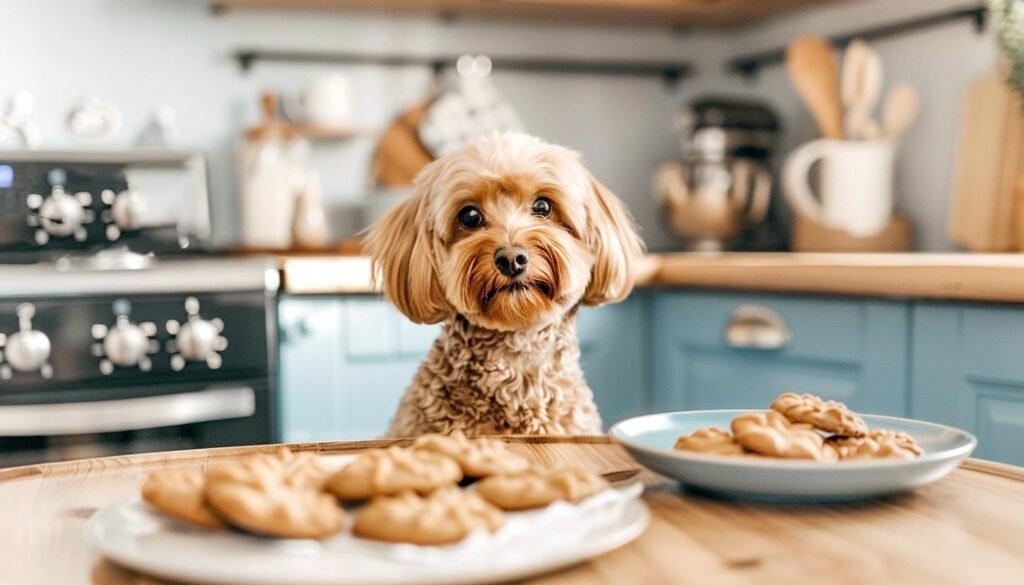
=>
[609,410,977,503]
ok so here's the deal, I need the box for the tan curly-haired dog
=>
[365,133,644,437]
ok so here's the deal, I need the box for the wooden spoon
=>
[786,35,845,140]
[841,39,884,140]
[882,82,920,142]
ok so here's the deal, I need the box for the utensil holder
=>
[791,213,911,252]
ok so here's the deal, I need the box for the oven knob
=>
[1,304,52,377]
[166,297,227,369]
[103,322,150,367]
[111,189,147,231]
[38,187,88,239]
[176,319,222,362]
[91,302,159,374]
[5,329,50,372]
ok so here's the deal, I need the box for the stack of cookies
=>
[141,431,610,545]
[673,393,923,462]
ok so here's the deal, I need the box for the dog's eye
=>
[531,197,552,218]
[458,206,484,229]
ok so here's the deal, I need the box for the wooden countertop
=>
[2,437,1024,584]
[648,252,1024,303]
[279,252,1024,303]
[279,254,377,294]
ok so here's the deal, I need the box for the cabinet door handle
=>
[725,305,792,350]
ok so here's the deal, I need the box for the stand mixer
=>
[657,97,779,251]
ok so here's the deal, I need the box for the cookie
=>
[326,446,462,501]
[771,392,868,437]
[141,468,224,529]
[413,431,531,477]
[475,466,609,511]
[828,430,923,460]
[353,486,504,545]
[731,411,838,461]
[204,449,345,539]
[673,427,748,457]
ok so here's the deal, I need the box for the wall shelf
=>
[270,123,368,141]
[728,4,989,78]
[244,93,371,142]
[212,0,853,29]
[233,49,694,84]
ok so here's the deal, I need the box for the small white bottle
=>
[292,171,329,249]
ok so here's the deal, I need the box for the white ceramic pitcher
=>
[783,139,895,236]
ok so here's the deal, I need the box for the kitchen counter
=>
[2,437,1024,584]
[279,252,1024,303]
[279,255,377,294]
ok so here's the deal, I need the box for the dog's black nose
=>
[494,246,529,277]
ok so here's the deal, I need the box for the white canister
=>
[783,139,895,236]
[237,139,307,249]
[286,74,353,128]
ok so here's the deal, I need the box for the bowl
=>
[609,410,976,503]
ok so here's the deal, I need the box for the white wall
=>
[0,0,1000,251]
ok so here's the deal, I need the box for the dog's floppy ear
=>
[363,165,450,324]
[581,176,645,306]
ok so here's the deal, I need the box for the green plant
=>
[993,0,1024,97]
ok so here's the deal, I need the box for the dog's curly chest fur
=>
[387,312,601,437]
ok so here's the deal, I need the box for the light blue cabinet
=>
[577,295,648,427]
[278,295,646,441]
[911,303,1024,466]
[649,291,909,416]
[278,296,440,442]
[278,298,343,442]
[280,290,1024,467]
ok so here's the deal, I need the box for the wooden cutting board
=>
[371,101,435,188]
[948,74,1024,251]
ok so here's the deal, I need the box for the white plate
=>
[610,410,976,503]
[85,484,648,585]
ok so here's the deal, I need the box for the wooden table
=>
[2,437,1024,585]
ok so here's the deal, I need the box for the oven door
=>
[0,381,273,467]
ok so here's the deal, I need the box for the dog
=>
[365,132,644,437]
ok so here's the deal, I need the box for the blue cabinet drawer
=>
[912,303,1024,465]
[651,291,909,416]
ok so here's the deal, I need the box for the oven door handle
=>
[0,387,256,436]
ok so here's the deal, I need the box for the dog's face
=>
[365,133,643,331]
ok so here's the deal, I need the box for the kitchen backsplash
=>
[0,0,997,251]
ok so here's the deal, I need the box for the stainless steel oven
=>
[0,150,209,256]
[0,151,278,467]
[0,259,279,467]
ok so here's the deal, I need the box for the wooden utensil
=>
[371,100,435,187]
[786,35,845,140]
[882,82,920,141]
[245,92,297,142]
[948,74,1024,251]
[840,39,883,140]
